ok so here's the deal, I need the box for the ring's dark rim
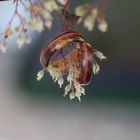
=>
[40,31,85,62]
[40,31,87,68]
[78,43,93,85]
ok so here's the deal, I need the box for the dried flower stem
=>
[19,0,27,9]
[63,0,71,32]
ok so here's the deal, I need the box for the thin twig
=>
[19,0,27,9]
[63,0,71,32]
[8,0,19,26]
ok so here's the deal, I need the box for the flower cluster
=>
[0,0,65,53]
[75,0,109,32]
[37,48,106,101]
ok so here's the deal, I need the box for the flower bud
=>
[17,34,24,49]
[30,18,44,32]
[75,5,86,17]
[84,15,95,31]
[75,91,81,97]
[5,28,13,38]
[95,50,107,60]
[69,91,75,100]
[36,70,45,81]
[45,20,52,29]
[65,84,72,93]
[93,63,100,74]
[79,87,85,95]
[0,42,8,53]
[98,20,108,32]
[74,82,81,90]
[91,8,98,18]
[75,91,81,102]
[58,77,64,88]
[25,34,31,44]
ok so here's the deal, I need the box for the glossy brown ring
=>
[40,31,94,85]
[40,31,85,68]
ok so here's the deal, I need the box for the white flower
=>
[58,77,64,88]
[67,70,74,82]
[98,20,108,32]
[36,70,45,81]
[75,91,81,102]
[17,34,24,49]
[75,5,86,17]
[25,34,31,44]
[93,63,100,74]
[74,82,81,90]
[75,91,81,97]
[0,42,7,53]
[95,51,107,60]
[84,15,95,31]
[45,20,52,29]
[83,8,98,31]
[30,18,44,32]
[69,91,75,100]
[65,84,72,93]
[79,87,85,95]
[51,70,62,82]
[47,66,61,81]
[5,28,13,37]
[91,8,98,18]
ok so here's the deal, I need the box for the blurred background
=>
[0,0,140,140]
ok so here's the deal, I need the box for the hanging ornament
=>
[37,1,107,101]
